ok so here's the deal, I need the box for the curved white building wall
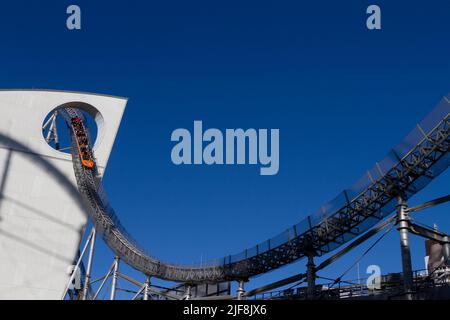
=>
[0,90,127,299]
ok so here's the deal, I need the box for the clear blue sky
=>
[1,0,449,297]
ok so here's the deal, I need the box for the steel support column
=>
[143,276,151,301]
[82,228,96,300]
[185,285,192,300]
[61,228,95,300]
[237,280,246,300]
[92,261,116,300]
[443,236,450,265]
[110,256,120,300]
[397,195,413,299]
[306,254,316,299]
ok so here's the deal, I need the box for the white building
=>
[0,90,126,299]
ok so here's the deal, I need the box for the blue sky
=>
[1,0,449,297]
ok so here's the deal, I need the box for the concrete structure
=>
[0,90,126,299]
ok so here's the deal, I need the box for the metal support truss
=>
[407,194,450,214]
[63,100,449,284]
[409,222,450,244]
[397,195,413,299]
[110,256,120,300]
[82,228,96,300]
[225,113,449,280]
[244,214,399,299]
[42,111,60,150]
[405,193,450,267]
[117,273,179,300]
[143,276,151,301]
[92,260,116,300]
[184,285,192,300]
[242,191,450,300]
[61,228,96,300]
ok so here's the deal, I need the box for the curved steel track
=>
[60,96,450,283]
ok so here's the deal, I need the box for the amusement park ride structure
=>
[63,93,450,300]
[0,90,449,300]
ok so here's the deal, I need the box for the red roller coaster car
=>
[71,117,95,169]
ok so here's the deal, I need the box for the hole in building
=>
[42,108,98,154]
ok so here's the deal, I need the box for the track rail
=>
[60,96,450,283]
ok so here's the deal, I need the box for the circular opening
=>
[42,108,98,154]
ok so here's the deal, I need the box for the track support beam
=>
[185,285,192,300]
[143,276,151,301]
[110,256,120,300]
[306,254,316,299]
[61,228,95,300]
[444,236,450,264]
[397,195,413,299]
[82,228,96,300]
[237,280,246,300]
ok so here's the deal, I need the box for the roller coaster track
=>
[60,95,450,284]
